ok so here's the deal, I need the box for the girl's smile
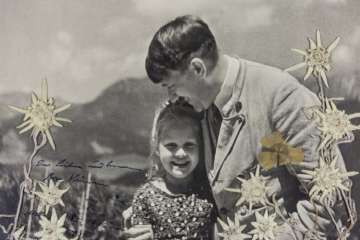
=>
[158,120,200,179]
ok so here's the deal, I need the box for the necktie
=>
[206,104,223,168]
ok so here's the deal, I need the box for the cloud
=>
[0,130,28,164]
[90,140,114,155]
[131,0,274,30]
[243,5,273,29]
[303,0,347,6]
[39,31,74,72]
[333,26,360,70]
[132,0,208,18]
[38,31,134,102]
[330,26,360,101]
[103,17,140,37]
[106,51,147,79]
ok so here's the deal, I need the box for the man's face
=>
[161,69,211,112]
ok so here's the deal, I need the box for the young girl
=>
[130,100,216,240]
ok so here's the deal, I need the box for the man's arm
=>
[271,77,355,237]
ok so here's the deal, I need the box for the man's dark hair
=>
[145,15,219,83]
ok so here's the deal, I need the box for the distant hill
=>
[0,77,166,180]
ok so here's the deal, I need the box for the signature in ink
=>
[35,159,144,172]
[87,160,143,172]
[42,172,108,187]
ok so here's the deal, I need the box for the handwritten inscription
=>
[35,159,143,172]
[42,172,108,186]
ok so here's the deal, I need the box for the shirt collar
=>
[214,55,241,114]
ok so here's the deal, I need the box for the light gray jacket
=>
[202,57,352,239]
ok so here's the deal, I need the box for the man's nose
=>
[175,148,186,158]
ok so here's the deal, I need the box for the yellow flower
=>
[35,179,69,214]
[226,165,270,211]
[301,157,358,203]
[217,214,250,240]
[305,98,360,150]
[249,210,278,240]
[285,29,340,88]
[34,209,68,240]
[9,79,71,150]
[258,131,303,170]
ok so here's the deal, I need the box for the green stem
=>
[80,172,92,240]
[317,75,325,111]
[25,183,36,240]
[11,132,46,238]
[75,190,85,239]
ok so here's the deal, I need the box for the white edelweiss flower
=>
[34,209,69,240]
[217,214,251,240]
[285,29,340,88]
[35,179,69,214]
[301,157,358,203]
[249,210,278,240]
[306,98,360,150]
[225,165,270,211]
[9,79,72,150]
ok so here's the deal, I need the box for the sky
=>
[1,0,360,103]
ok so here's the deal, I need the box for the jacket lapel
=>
[211,107,246,184]
[210,58,247,185]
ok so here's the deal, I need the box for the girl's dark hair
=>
[145,15,219,83]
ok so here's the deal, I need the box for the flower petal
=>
[217,218,229,231]
[288,147,304,164]
[258,152,275,170]
[45,129,56,150]
[261,132,284,147]
[53,119,64,127]
[58,213,67,226]
[56,117,72,123]
[16,120,32,129]
[284,62,306,72]
[308,38,316,49]
[304,66,313,81]
[291,48,307,56]
[19,123,34,134]
[316,29,322,47]
[54,104,71,114]
[319,70,329,88]
[327,37,340,53]
[349,113,360,119]
[225,188,241,193]
[41,79,48,101]
[9,105,28,114]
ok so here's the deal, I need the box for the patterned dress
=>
[131,181,214,240]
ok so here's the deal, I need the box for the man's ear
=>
[190,58,207,79]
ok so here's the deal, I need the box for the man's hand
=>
[122,206,133,230]
[120,207,153,239]
[296,200,341,238]
[121,225,153,240]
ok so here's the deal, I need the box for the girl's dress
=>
[131,181,214,240]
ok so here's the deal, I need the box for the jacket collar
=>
[214,55,241,114]
[210,57,248,184]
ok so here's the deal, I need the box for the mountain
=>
[0,77,166,179]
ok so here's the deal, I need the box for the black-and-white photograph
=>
[1,1,360,239]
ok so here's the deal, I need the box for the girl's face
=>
[158,120,200,180]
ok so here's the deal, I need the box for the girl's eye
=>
[184,142,197,149]
[165,143,177,150]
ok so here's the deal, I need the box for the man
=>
[124,15,355,239]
